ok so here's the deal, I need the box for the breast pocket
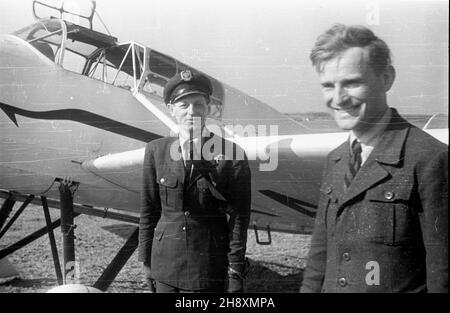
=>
[157,171,179,207]
[364,183,416,245]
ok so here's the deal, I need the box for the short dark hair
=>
[310,24,392,75]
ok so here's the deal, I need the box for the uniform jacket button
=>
[160,178,165,184]
[343,252,350,261]
[384,191,394,200]
[338,277,347,287]
[182,226,186,231]
[184,211,190,217]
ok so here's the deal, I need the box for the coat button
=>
[182,226,186,231]
[338,277,347,287]
[343,252,350,261]
[184,211,190,217]
[384,191,394,200]
[325,186,332,194]
[160,178,165,184]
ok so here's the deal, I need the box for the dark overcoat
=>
[301,109,448,293]
[138,136,251,290]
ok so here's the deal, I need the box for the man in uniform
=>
[301,24,448,292]
[138,70,251,293]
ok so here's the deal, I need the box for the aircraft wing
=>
[72,131,347,234]
[74,141,326,234]
[74,122,448,235]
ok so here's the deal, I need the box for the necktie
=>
[184,141,194,184]
[344,140,362,191]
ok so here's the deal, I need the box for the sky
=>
[0,0,448,114]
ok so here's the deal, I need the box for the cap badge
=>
[214,154,225,164]
[180,70,193,82]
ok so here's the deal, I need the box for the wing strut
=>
[93,227,139,291]
[58,181,79,284]
[0,194,81,274]
[133,91,179,134]
[0,193,16,231]
[42,196,64,285]
[0,195,34,239]
[0,187,140,290]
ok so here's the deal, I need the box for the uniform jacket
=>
[301,109,448,293]
[138,135,251,290]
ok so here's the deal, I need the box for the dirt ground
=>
[0,203,310,293]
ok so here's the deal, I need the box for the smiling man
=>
[300,24,448,293]
[138,70,251,293]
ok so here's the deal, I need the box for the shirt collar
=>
[179,128,207,159]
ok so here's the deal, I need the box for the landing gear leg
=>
[59,182,77,284]
[0,193,16,231]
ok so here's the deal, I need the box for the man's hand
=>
[143,263,156,293]
[227,275,244,293]
[227,259,250,293]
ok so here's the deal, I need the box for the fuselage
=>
[1,20,448,234]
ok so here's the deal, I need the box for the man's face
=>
[169,93,209,136]
[318,47,393,134]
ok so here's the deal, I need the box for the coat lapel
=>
[339,109,410,207]
[164,137,185,185]
[329,143,350,203]
[341,158,389,205]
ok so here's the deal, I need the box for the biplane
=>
[0,0,447,290]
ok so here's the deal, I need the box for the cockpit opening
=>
[12,18,225,119]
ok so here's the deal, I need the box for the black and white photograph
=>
[0,0,447,299]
